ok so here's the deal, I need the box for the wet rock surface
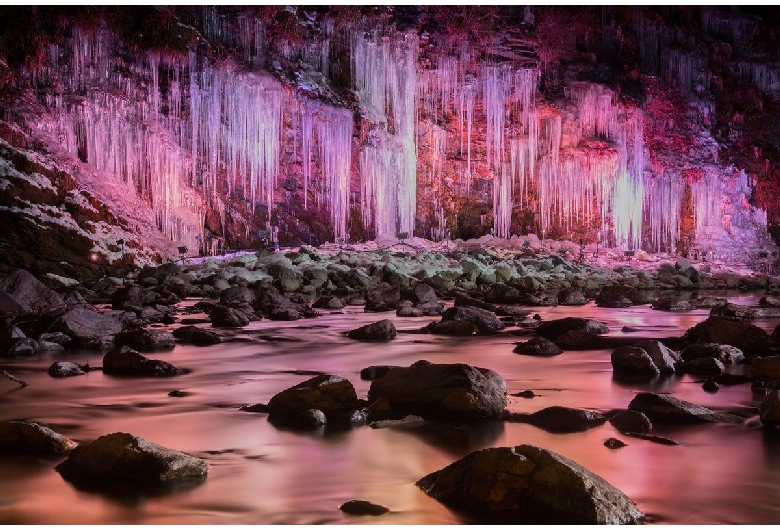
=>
[55,432,208,488]
[367,361,506,421]
[416,444,644,524]
[0,420,77,455]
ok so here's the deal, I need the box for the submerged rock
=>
[416,444,643,524]
[367,361,506,421]
[513,406,607,433]
[628,392,741,424]
[55,432,208,487]
[0,420,77,455]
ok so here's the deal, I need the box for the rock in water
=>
[48,361,85,377]
[0,420,77,455]
[346,319,397,342]
[339,499,390,516]
[172,325,222,345]
[512,337,563,357]
[416,444,643,524]
[266,374,360,429]
[628,392,741,424]
[114,329,176,351]
[57,306,124,349]
[367,361,506,421]
[103,345,184,376]
[55,432,208,487]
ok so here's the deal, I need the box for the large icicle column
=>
[352,28,419,238]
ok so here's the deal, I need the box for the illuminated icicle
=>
[644,174,684,252]
[612,112,645,250]
[691,169,723,240]
[351,28,418,237]
[315,104,353,240]
[300,100,314,209]
[237,15,265,68]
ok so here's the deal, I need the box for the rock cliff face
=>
[0,6,778,281]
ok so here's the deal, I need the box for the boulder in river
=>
[679,317,770,357]
[266,374,361,429]
[57,306,124,349]
[208,304,251,327]
[114,329,176,351]
[511,406,608,433]
[55,432,208,488]
[611,346,661,376]
[367,361,506,421]
[535,317,609,341]
[416,444,644,524]
[609,410,652,433]
[434,306,505,334]
[633,340,680,374]
[628,392,741,424]
[346,319,397,342]
[512,337,563,357]
[0,420,77,455]
[48,361,86,377]
[102,345,185,377]
[171,325,222,345]
[680,342,745,365]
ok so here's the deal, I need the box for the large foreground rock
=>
[367,361,506,421]
[55,432,208,487]
[0,420,77,455]
[628,392,741,424]
[416,445,643,524]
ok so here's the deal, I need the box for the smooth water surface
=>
[1,292,779,525]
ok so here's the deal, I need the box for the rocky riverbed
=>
[1,239,780,524]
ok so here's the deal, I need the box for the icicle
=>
[315,104,353,240]
[352,27,418,237]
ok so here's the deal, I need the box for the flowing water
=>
[1,292,779,525]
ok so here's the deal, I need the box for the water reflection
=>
[0,291,778,524]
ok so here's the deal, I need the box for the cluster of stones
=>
[2,243,780,523]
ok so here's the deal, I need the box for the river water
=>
[1,291,779,525]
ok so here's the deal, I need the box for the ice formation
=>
[17,9,773,261]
